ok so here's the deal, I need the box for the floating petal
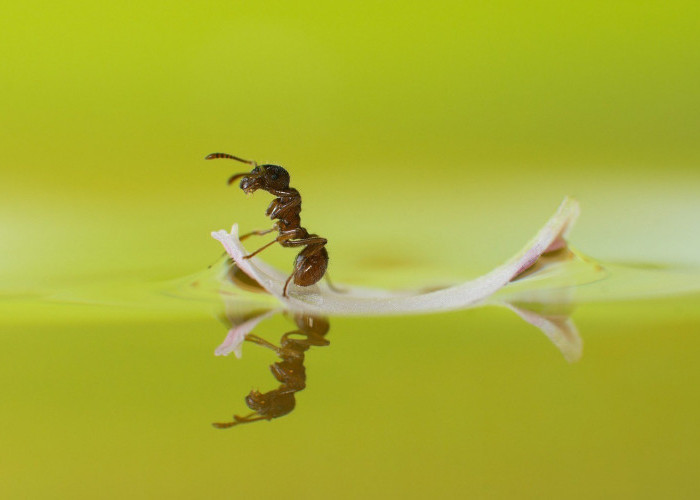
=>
[211,197,580,316]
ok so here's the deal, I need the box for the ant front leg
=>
[243,239,279,259]
[245,334,285,356]
[279,236,328,249]
[243,229,305,260]
[243,225,299,259]
[267,197,301,219]
[239,227,277,242]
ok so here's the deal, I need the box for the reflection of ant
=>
[212,313,330,429]
[206,152,328,297]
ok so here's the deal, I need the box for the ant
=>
[212,313,330,428]
[206,152,328,297]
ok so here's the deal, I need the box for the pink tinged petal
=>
[501,303,582,363]
[544,235,568,253]
[214,310,277,358]
[211,197,581,316]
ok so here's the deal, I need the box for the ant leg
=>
[283,274,294,297]
[267,196,301,219]
[243,238,279,259]
[212,420,241,429]
[243,231,297,260]
[245,334,283,355]
[240,227,276,241]
[280,236,327,248]
[281,331,330,348]
[324,273,347,293]
[212,412,255,428]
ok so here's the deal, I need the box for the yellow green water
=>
[2,290,700,498]
[2,1,700,498]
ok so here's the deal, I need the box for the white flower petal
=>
[500,302,582,363]
[214,310,277,357]
[211,197,580,316]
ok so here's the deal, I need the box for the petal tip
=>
[211,230,228,242]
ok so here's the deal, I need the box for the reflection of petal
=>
[211,197,580,316]
[501,302,582,363]
[215,310,277,358]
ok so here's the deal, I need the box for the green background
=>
[3,0,700,290]
[2,1,700,498]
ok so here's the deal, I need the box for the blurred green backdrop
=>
[2,3,700,499]
[2,0,699,292]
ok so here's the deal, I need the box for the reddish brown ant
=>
[212,313,330,429]
[206,152,329,297]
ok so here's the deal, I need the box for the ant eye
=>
[270,173,278,180]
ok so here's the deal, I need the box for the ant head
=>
[236,165,290,194]
[245,389,296,418]
[207,153,291,193]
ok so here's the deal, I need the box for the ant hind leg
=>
[282,274,294,297]
[324,273,347,294]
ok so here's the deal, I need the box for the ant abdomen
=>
[293,246,329,287]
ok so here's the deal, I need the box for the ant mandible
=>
[206,152,329,297]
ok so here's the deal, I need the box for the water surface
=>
[2,259,699,499]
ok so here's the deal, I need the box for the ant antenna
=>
[205,152,258,167]
[211,421,238,429]
[211,413,269,429]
